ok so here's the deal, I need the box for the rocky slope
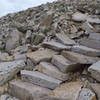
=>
[0,0,100,100]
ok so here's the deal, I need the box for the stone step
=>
[56,33,76,46]
[0,60,25,86]
[8,79,52,100]
[21,70,62,90]
[78,38,100,50]
[62,51,100,64]
[51,55,81,73]
[71,45,100,57]
[42,41,71,51]
[37,62,69,81]
[26,49,58,65]
[49,82,83,100]
[88,61,100,82]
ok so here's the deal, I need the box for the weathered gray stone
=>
[62,51,100,64]
[21,70,62,89]
[71,45,100,57]
[56,34,76,46]
[42,41,71,51]
[5,29,22,51]
[72,12,88,22]
[78,38,100,50]
[90,83,100,100]
[0,60,25,85]
[8,80,52,100]
[38,62,69,81]
[25,30,32,43]
[50,82,83,100]
[33,33,45,45]
[27,49,58,64]
[51,55,81,73]
[89,33,100,41]
[87,17,100,24]
[88,61,100,82]
[77,88,96,100]
[14,52,26,60]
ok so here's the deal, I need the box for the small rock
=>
[88,61,100,82]
[77,88,96,100]
[89,33,100,41]
[21,70,62,89]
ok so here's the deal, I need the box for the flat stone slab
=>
[71,45,100,57]
[51,55,81,73]
[38,62,69,81]
[77,88,96,100]
[8,80,52,100]
[88,61,100,82]
[21,70,62,89]
[56,34,76,46]
[42,41,71,51]
[78,38,100,50]
[27,49,58,64]
[49,82,83,100]
[62,51,100,64]
[0,60,25,85]
[89,33,100,41]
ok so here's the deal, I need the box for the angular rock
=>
[87,17,100,24]
[0,52,13,62]
[90,83,100,100]
[78,38,100,50]
[0,84,8,95]
[0,60,25,85]
[5,29,22,51]
[49,82,83,100]
[77,88,96,100]
[42,41,71,51]
[33,33,45,45]
[8,80,52,100]
[72,12,88,22]
[88,61,100,82]
[27,49,58,64]
[56,33,76,46]
[71,45,100,57]
[38,62,69,81]
[89,33,100,41]
[62,51,100,64]
[51,55,81,73]
[21,70,62,89]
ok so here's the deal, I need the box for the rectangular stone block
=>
[56,33,76,46]
[38,62,69,81]
[42,41,71,51]
[78,38,100,50]
[62,51,100,64]
[0,60,25,85]
[21,70,62,89]
[71,45,100,57]
[51,55,81,73]
[8,80,52,100]
[27,49,58,64]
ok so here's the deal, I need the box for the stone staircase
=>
[7,33,100,100]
